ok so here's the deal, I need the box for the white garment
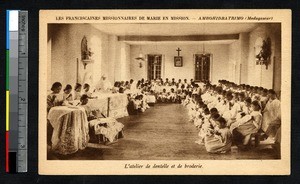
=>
[215,101,227,115]
[222,101,241,122]
[96,78,112,91]
[74,91,82,100]
[262,98,281,132]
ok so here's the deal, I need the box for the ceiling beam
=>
[118,34,239,42]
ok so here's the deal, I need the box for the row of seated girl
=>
[183,95,231,153]
[47,82,98,112]
[47,81,124,145]
[201,81,281,144]
[136,78,195,89]
[127,93,150,115]
[183,93,263,153]
[155,83,201,103]
[156,88,179,103]
[217,80,278,110]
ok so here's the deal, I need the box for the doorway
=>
[195,54,211,82]
[147,54,162,80]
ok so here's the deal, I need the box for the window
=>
[147,55,162,80]
[195,54,210,82]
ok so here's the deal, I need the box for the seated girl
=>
[83,83,97,99]
[132,95,143,112]
[208,88,222,110]
[188,102,199,122]
[146,90,156,105]
[184,91,193,107]
[83,83,92,98]
[222,92,241,127]
[195,108,212,144]
[209,108,219,123]
[237,92,246,113]
[47,82,64,146]
[215,91,227,115]
[140,94,150,112]
[181,91,189,105]
[112,81,120,93]
[47,82,64,112]
[193,101,205,127]
[187,99,198,121]
[260,88,269,110]
[240,97,252,115]
[204,117,232,153]
[63,84,73,103]
[80,94,98,121]
[166,88,176,103]
[158,88,168,103]
[175,89,183,103]
[74,83,82,100]
[125,81,130,90]
[127,95,138,115]
[231,100,262,146]
[118,87,125,93]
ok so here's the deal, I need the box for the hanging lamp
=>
[135,23,145,63]
[202,23,207,56]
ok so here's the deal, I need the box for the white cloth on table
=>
[91,117,124,142]
[48,106,89,155]
[82,93,129,118]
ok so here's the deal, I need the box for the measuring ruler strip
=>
[6,10,28,173]
[17,11,28,173]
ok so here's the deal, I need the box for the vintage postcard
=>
[39,9,291,175]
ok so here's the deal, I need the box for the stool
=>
[249,133,260,147]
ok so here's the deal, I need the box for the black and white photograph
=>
[39,10,291,175]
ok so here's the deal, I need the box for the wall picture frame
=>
[174,56,183,67]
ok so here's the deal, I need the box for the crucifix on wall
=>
[174,47,183,67]
[176,47,181,56]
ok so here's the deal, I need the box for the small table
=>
[89,93,129,118]
[48,106,89,155]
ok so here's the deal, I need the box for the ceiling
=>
[92,23,258,36]
[124,40,237,45]
[91,23,259,45]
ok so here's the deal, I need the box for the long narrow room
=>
[46,23,281,160]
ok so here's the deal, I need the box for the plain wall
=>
[246,24,281,90]
[48,24,131,90]
[228,33,249,84]
[130,44,229,84]
[228,24,281,92]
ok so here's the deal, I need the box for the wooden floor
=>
[48,103,279,160]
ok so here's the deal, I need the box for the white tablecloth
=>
[90,93,129,118]
[48,106,89,155]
